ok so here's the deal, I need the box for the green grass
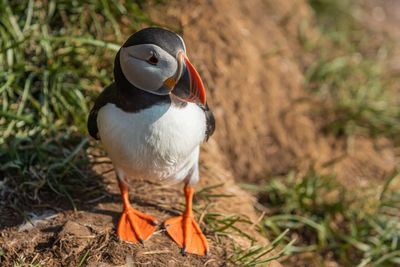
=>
[76,249,90,267]
[304,0,400,141]
[308,0,360,35]
[12,256,44,267]
[229,229,295,266]
[194,184,294,265]
[286,1,400,264]
[304,53,400,139]
[0,0,153,209]
[243,169,400,266]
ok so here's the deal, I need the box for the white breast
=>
[97,102,206,184]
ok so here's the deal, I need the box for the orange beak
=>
[170,52,206,106]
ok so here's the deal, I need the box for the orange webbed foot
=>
[117,179,158,244]
[163,214,208,255]
[163,186,208,255]
[117,205,158,244]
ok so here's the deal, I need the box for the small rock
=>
[58,221,93,239]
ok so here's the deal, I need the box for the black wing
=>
[87,83,117,140]
[202,102,215,142]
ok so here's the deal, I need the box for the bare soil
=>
[1,0,399,266]
[1,150,276,266]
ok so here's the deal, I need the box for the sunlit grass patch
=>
[308,0,361,34]
[304,0,400,142]
[193,184,294,265]
[304,53,400,140]
[195,184,256,242]
[229,229,295,267]
[243,169,400,266]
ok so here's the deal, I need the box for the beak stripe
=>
[182,55,206,106]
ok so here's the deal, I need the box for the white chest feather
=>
[97,102,206,184]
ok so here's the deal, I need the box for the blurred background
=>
[0,0,399,266]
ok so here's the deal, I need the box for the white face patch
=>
[120,44,178,94]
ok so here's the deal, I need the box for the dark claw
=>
[152,220,158,226]
[205,249,209,256]
[164,223,170,229]
[181,246,187,256]
[139,238,145,246]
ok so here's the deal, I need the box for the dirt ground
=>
[1,0,399,266]
[0,158,264,266]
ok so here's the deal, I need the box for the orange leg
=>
[163,186,209,255]
[117,180,158,244]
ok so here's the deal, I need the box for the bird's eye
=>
[147,54,159,65]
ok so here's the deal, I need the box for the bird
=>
[87,27,215,255]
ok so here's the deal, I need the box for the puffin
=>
[87,27,215,255]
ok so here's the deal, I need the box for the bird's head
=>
[114,27,206,106]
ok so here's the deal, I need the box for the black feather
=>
[202,102,215,142]
[87,83,117,140]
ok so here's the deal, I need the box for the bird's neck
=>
[115,80,170,112]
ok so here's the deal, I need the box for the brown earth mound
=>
[175,0,397,186]
[1,0,398,266]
